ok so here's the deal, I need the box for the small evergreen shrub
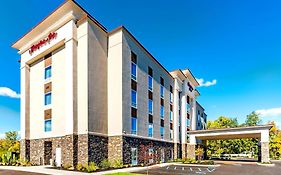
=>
[76,163,83,171]
[100,159,111,169]
[84,162,98,173]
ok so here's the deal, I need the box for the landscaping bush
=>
[84,162,98,173]
[111,159,123,169]
[76,163,84,171]
[100,159,111,169]
[62,163,72,170]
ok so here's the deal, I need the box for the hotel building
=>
[12,0,206,166]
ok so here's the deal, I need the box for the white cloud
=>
[196,78,217,87]
[0,87,20,99]
[255,107,281,117]
[0,133,4,139]
[255,107,281,129]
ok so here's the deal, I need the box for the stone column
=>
[187,135,196,159]
[108,136,123,162]
[260,129,270,162]
[173,143,178,160]
[187,144,196,159]
[181,144,186,159]
[20,139,30,161]
[261,142,269,162]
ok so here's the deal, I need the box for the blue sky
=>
[0,0,281,136]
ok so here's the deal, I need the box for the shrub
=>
[63,163,72,169]
[76,163,84,171]
[99,159,111,169]
[84,162,98,173]
[111,159,123,169]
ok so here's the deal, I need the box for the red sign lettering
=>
[29,32,57,54]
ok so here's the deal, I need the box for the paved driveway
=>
[134,165,216,175]
[133,161,281,175]
[0,169,49,175]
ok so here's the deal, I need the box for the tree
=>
[243,112,261,126]
[195,146,204,160]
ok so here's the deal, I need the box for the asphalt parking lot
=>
[134,165,216,175]
[0,169,49,175]
[134,161,281,175]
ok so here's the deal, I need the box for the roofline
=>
[170,69,187,80]
[109,26,174,80]
[185,68,200,86]
[196,101,204,110]
[12,0,107,48]
[187,125,273,134]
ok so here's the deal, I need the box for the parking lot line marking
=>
[166,166,169,169]
[174,167,177,170]
[182,167,184,170]
[199,168,201,171]
[190,167,193,171]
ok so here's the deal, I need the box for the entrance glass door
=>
[131,148,138,166]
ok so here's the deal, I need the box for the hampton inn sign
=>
[29,32,57,54]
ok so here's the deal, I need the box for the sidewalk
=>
[0,163,170,175]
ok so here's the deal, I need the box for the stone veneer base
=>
[22,134,175,166]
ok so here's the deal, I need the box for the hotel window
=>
[44,92,52,105]
[160,77,164,98]
[148,99,153,114]
[45,66,52,79]
[131,52,137,81]
[44,119,52,132]
[170,130,173,140]
[148,76,153,91]
[148,67,153,91]
[148,123,153,137]
[160,106,164,119]
[160,126,164,139]
[148,148,154,164]
[160,86,164,98]
[131,90,137,108]
[186,119,190,127]
[170,86,173,103]
[131,117,137,135]
[170,111,173,121]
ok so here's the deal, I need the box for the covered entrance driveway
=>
[187,125,272,162]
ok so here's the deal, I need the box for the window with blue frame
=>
[186,119,190,127]
[160,85,164,98]
[131,62,137,80]
[186,103,190,112]
[148,76,153,91]
[131,117,137,134]
[148,123,153,137]
[170,130,173,140]
[160,106,164,118]
[170,92,173,103]
[44,93,52,105]
[170,111,173,121]
[160,126,164,139]
[44,119,52,132]
[148,99,153,114]
[45,66,52,79]
[131,90,137,108]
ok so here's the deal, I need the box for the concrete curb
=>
[256,163,275,167]
[172,163,221,168]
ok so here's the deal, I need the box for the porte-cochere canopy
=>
[187,125,273,162]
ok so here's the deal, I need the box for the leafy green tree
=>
[243,112,262,126]
[5,131,18,141]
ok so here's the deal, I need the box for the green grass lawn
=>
[105,173,142,175]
